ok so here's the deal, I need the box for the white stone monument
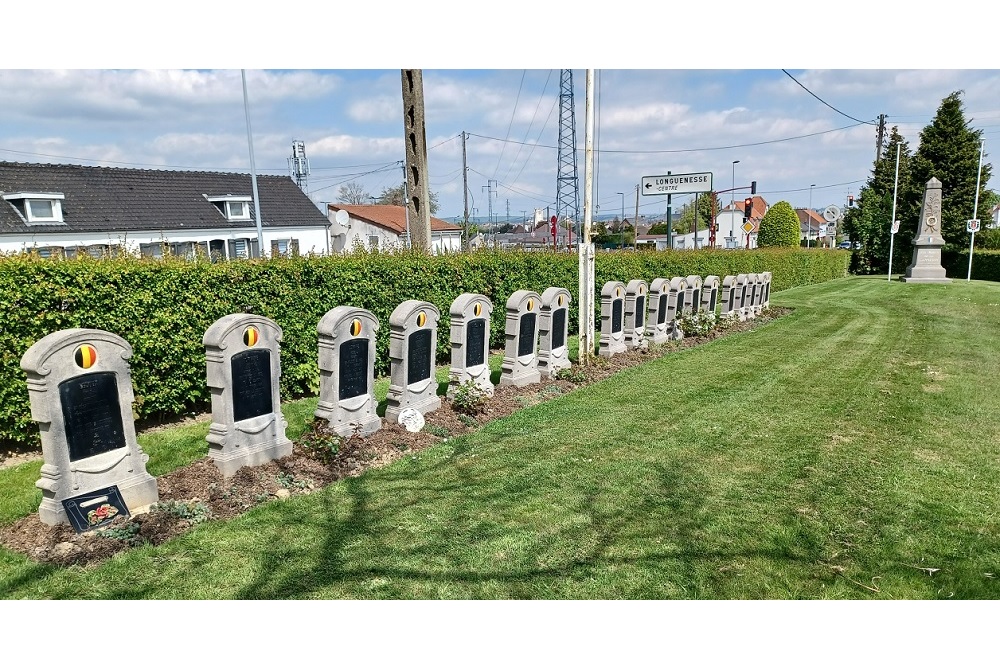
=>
[902,177,951,283]
[448,293,495,398]
[538,287,572,379]
[624,279,649,350]
[702,275,721,314]
[385,300,442,421]
[315,306,382,437]
[646,277,671,344]
[599,281,627,357]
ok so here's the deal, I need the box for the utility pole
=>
[462,131,469,251]
[875,113,887,163]
[401,69,431,251]
[578,69,596,367]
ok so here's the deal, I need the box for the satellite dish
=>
[334,209,350,227]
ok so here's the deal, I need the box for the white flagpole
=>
[968,140,985,281]
[887,143,900,281]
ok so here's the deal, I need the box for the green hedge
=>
[0,247,848,448]
[944,249,1000,281]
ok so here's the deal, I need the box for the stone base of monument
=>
[207,418,293,478]
[316,398,383,438]
[901,247,951,283]
[537,353,570,379]
[384,380,442,422]
[447,368,494,399]
[499,363,541,387]
[598,339,627,358]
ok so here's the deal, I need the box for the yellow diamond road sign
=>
[742,221,754,234]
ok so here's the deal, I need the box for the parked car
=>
[838,241,853,249]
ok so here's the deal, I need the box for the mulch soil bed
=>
[0,308,788,568]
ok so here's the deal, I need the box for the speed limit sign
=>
[968,219,981,233]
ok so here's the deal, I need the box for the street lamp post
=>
[730,160,740,247]
[807,184,815,249]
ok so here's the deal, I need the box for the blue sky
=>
[3,5,996,227]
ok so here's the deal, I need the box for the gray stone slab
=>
[624,279,649,350]
[384,300,442,421]
[204,314,292,477]
[646,278,671,344]
[903,177,951,283]
[21,328,159,526]
[734,274,751,321]
[315,307,382,438]
[761,272,772,308]
[702,275,720,314]
[500,290,542,387]
[684,275,703,314]
[448,293,495,398]
[538,287,572,379]
[666,277,688,339]
[599,280,628,357]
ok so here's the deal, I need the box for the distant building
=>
[796,208,830,247]
[327,204,463,254]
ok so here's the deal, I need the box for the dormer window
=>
[206,195,252,221]
[2,192,66,225]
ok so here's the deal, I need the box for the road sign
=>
[827,223,836,233]
[641,172,713,196]
[891,220,900,234]
[968,219,981,233]
[741,221,754,234]
[823,205,841,222]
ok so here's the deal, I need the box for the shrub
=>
[451,380,489,416]
[676,307,717,337]
[757,201,801,248]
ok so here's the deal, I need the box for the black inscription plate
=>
[676,293,686,313]
[339,338,369,401]
[634,295,646,329]
[552,308,567,350]
[657,294,668,325]
[518,312,537,357]
[740,285,747,306]
[466,318,487,368]
[62,485,130,534]
[408,329,433,385]
[59,372,126,462]
[231,349,273,422]
[611,299,623,334]
[709,290,718,312]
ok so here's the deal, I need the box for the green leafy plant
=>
[676,307,717,338]
[451,379,490,415]
[151,499,210,525]
[98,520,142,544]
[757,201,802,248]
[276,472,311,490]
[457,414,478,428]
[556,366,588,384]
[425,424,450,438]
[298,420,343,464]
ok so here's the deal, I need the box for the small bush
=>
[298,421,343,464]
[151,499,211,525]
[555,366,588,384]
[757,201,801,248]
[451,379,490,415]
[676,308,717,337]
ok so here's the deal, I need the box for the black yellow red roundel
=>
[474,302,482,317]
[417,312,426,327]
[243,326,260,347]
[74,344,97,369]
[350,319,362,336]
[527,299,534,311]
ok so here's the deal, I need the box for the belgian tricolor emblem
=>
[616,287,622,297]
[74,344,97,369]
[527,298,534,311]
[474,302,482,317]
[243,326,260,347]
[558,295,565,307]
[416,312,426,327]
[350,319,362,336]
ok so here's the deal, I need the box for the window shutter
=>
[250,238,260,258]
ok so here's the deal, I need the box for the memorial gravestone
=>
[646,278,671,344]
[734,274,751,321]
[448,293,494,397]
[315,307,381,437]
[538,287,572,379]
[500,290,543,387]
[665,277,688,339]
[385,300,442,421]
[21,328,159,526]
[721,275,739,317]
[701,275,721,314]
[599,281,628,357]
[684,275,703,314]
[746,273,760,316]
[761,272,772,308]
[624,279,649,350]
[902,177,951,283]
[204,314,292,477]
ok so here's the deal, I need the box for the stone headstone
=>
[624,279,649,350]
[702,275,720,314]
[734,274,750,321]
[902,177,951,283]
[720,275,738,317]
[315,306,381,438]
[204,314,292,477]
[448,293,495,398]
[646,278,671,344]
[761,272,772,308]
[538,287,572,379]
[21,328,159,526]
[666,277,688,339]
[599,280,627,357]
[385,300,442,421]
[684,275,703,313]
[500,290,542,387]
[746,273,760,316]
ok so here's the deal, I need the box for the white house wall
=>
[0,225,331,257]
[334,212,463,254]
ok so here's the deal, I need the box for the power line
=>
[782,70,878,126]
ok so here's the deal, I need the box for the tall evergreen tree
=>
[904,91,992,250]
[843,126,912,274]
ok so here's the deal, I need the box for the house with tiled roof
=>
[0,161,332,259]
[327,204,463,254]
[796,208,831,247]
[674,196,769,249]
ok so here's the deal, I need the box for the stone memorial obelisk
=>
[902,177,951,283]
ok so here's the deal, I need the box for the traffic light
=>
[743,197,753,221]
[848,194,855,207]
[751,181,757,195]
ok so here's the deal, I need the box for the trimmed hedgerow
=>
[0,247,848,448]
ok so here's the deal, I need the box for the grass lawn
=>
[2,275,1000,600]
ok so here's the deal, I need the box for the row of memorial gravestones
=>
[19,272,769,528]
[597,272,773,358]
